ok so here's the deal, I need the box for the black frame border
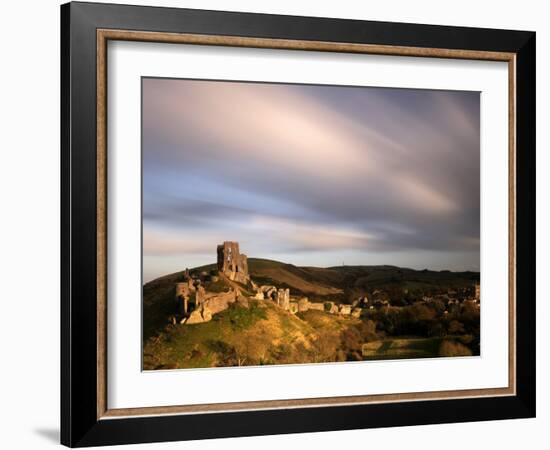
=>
[61,2,536,447]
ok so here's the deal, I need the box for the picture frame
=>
[60,1,536,447]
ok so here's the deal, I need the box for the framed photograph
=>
[61,2,536,447]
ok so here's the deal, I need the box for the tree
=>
[448,320,465,334]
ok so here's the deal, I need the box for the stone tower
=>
[217,241,249,284]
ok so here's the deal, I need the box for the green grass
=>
[225,301,267,330]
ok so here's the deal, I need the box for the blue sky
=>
[142,78,480,282]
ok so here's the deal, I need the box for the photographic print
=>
[142,78,481,370]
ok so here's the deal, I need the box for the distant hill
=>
[247,259,478,302]
[148,258,478,297]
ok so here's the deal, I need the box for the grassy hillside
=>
[250,259,478,300]
[143,300,359,370]
[247,258,343,297]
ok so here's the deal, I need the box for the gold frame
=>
[96,29,516,420]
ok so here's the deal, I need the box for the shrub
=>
[356,320,378,342]
[448,320,465,334]
[312,333,339,362]
[409,303,437,321]
[206,339,239,366]
[428,322,445,337]
[270,343,293,364]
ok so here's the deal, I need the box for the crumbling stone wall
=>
[195,285,206,308]
[297,297,309,312]
[175,282,194,314]
[203,290,238,315]
[324,301,339,314]
[177,241,365,324]
[183,289,239,325]
[307,302,325,311]
[263,286,278,300]
[276,288,290,310]
[339,304,352,315]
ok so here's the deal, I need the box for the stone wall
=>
[297,297,309,312]
[276,288,290,310]
[287,298,356,316]
[307,302,325,311]
[175,281,195,314]
[183,289,238,325]
[255,285,290,310]
[257,285,277,300]
[339,304,352,315]
[203,290,238,315]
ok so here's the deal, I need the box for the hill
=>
[150,258,478,300]
[249,259,478,302]
[143,299,359,370]
[142,258,480,369]
[144,259,478,338]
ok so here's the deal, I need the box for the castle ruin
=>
[175,241,362,325]
[217,241,249,285]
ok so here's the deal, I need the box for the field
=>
[362,336,473,360]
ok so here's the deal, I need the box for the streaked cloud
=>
[142,78,480,282]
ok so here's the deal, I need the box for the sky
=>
[142,78,480,283]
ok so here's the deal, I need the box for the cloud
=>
[142,78,480,273]
[246,215,374,252]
